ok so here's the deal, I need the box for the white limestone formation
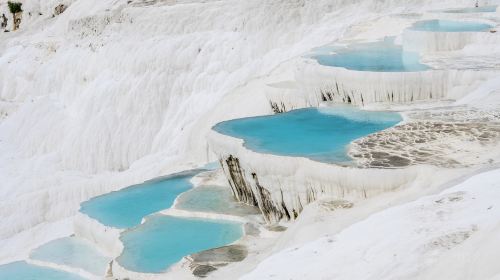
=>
[266,59,498,112]
[208,129,468,223]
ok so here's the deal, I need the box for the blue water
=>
[311,38,429,72]
[442,6,497,13]
[0,261,85,280]
[213,107,402,164]
[176,186,260,215]
[410,20,493,32]
[30,237,111,276]
[80,169,203,228]
[117,215,243,273]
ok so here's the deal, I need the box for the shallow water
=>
[0,261,85,280]
[410,20,493,32]
[30,237,110,276]
[441,6,497,13]
[213,106,401,164]
[80,169,203,228]
[176,185,260,215]
[117,215,243,273]
[311,39,429,72]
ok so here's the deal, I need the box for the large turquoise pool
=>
[80,169,203,228]
[311,38,429,72]
[213,107,402,164]
[410,19,493,32]
[117,215,243,273]
[0,261,85,280]
[30,237,110,276]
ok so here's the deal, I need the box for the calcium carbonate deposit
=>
[2,0,500,279]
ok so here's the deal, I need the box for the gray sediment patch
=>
[319,200,354,211]
[188,245,248,277]
[266,225,287,232]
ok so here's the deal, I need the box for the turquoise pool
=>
[176,186,260,215]
[117,215,243,273]
[410,20,493,32]
[0,261,85,280]
[311,38,429,72]
[213,106,402,164]
[80,169,203,228]
[30,237,110,276]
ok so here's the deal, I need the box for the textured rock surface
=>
[350,110,500,168]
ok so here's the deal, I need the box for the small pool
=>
[410,20,493,32]
[0,261,85,280]
[30,237,111,276]
[176,186,260,215]
[117,215,243,273]
[80,169,203,228]
[310,38,429,72]
[442,6,497,13]
[213,106,402,164]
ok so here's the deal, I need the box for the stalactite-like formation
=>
[270,101,287,113]
[252,172,286,222]
[220,155,299,223]
[223,156,258,206]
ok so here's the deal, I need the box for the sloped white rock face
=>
[0,0,481,262]
[1,0,367,252]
